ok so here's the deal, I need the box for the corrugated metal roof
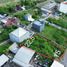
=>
[13,46,35,66]
[51,60,64,67]
[0,54,9,67]
[10,27,28,37]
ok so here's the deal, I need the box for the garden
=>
[25,35,63,59]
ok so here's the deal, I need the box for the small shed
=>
[21,6,26,10]
[24,14,34,22]
[13,46,35,67]
[0,19,7,24]
[51,60,64,67]
[32,20,45,32]
[9,27,30,43]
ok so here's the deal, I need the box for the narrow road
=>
[41,15,67,32]
[0,39,10,45]
[27,22,34,29]
[46,20,67,32]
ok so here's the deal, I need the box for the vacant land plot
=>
[40,25,67,48]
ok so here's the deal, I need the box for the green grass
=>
[40,25,67,48]
[29,35,62,58]
[0,44,10,54]
[47,16,67,28]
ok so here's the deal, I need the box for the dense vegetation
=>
[47,16,67,28]
[30,35,62,58]
[0,44,10,54]
[0,26,17,42]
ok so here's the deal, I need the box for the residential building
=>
[32,20,45,32]
[24,14,34,22]
[0,19,7,24]
[51,60,64,67]
[9,27,30,43]
[39,1,57,16]
[15,5,25,11]
[0,17,18,26]
[21,6,26,10]
[59,1,67,14]
[13,46,35,67]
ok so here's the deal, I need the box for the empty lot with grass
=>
[40,25,67,49]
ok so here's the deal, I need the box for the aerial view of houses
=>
[0,0,67,67]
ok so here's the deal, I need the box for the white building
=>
[0,54,9,67]
[9,27,30,43]
[24,14,34,22]
[21,6,26,10]
[51,60,64,67]
[13,46,35,67]
[59,1,67,14]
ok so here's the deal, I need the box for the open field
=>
[40,25,67,48]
